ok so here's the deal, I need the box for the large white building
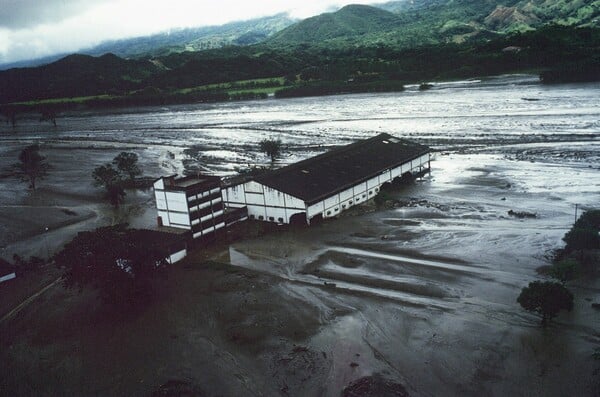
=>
[223,133,431,225]
[153,174,228,240]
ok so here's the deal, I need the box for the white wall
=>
[222,153,431,225]
[155,183,190,229]
[168,249,187,264]
[165,191,188,212]
[223,181,306,224]
[154,178,165,190]
[0,273,16,283]
[308,153,431,221]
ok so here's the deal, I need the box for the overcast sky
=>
[0,0,384,64]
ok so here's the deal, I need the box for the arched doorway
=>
[289,212,307,226]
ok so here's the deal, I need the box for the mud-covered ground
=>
[0,75,599,396]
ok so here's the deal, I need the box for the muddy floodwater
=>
[1,75,599,396]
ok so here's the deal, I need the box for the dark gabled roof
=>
[254,133,430,204]
[159,174,221,193]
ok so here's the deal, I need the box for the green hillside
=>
[268,5,401,44]
[1,2,599,109]
[0,53,159,103]
[270,0,600,49]
[84,14,296,58]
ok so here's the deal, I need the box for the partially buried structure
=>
[153,174,247,241]
[153,133,431,235]
[222,133,431,225]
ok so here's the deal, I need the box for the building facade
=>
[153,175,226,239]
[223,133,431,225]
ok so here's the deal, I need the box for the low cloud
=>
[0,0,383,65]
[0,0,114,29]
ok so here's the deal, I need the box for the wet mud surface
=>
[0,75,599,396]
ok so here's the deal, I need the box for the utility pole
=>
[574,204,578,225]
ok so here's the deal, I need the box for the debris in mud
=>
[342,374,409,397]
[292,345,309,353]
[272,345,328,393]
[150,379,204,397]
[508,210,537,219]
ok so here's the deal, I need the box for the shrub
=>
[563,227,600,252]
[517,280,574,325]
[548,259,578,283]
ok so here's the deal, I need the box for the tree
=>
[548,259,578,283]
[13,144,50,190]
[259,138,283,162]
[517,281,574,325]
[54,225,170,307]
[92,164,126,208]
[1,106,17,127]
[112,152,141,182]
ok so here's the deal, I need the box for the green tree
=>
[92,164,126,208]
[13,144,50,190]
[54,225,170,307]
[517,281,574,326]
[259,138,283,162]
[112,151,142,182]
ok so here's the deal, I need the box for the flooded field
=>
[1,75,599,396]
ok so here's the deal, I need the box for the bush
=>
[548,259,578,282]
[563,227,600,252]
[574,209,600,230]
[12,255,45,276]
[54,225,172,308]
[517,281,574,325]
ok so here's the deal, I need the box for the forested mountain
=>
[83,13,297,59]
[267,5,401,44]
[270,0,600,48]
[0,1,598,107]
[0,54,159,103]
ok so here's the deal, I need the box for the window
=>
[369,191,373,195]
[326,211,331,216]
[335,208,339,212]
[278,217,283,223]
[349,200,353,204]
[258,215,264,220]
[375,188,379,192]
[269,216,275,222]
[249,214,255,219]
[362,194,366,198]
[342,205,346,209]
